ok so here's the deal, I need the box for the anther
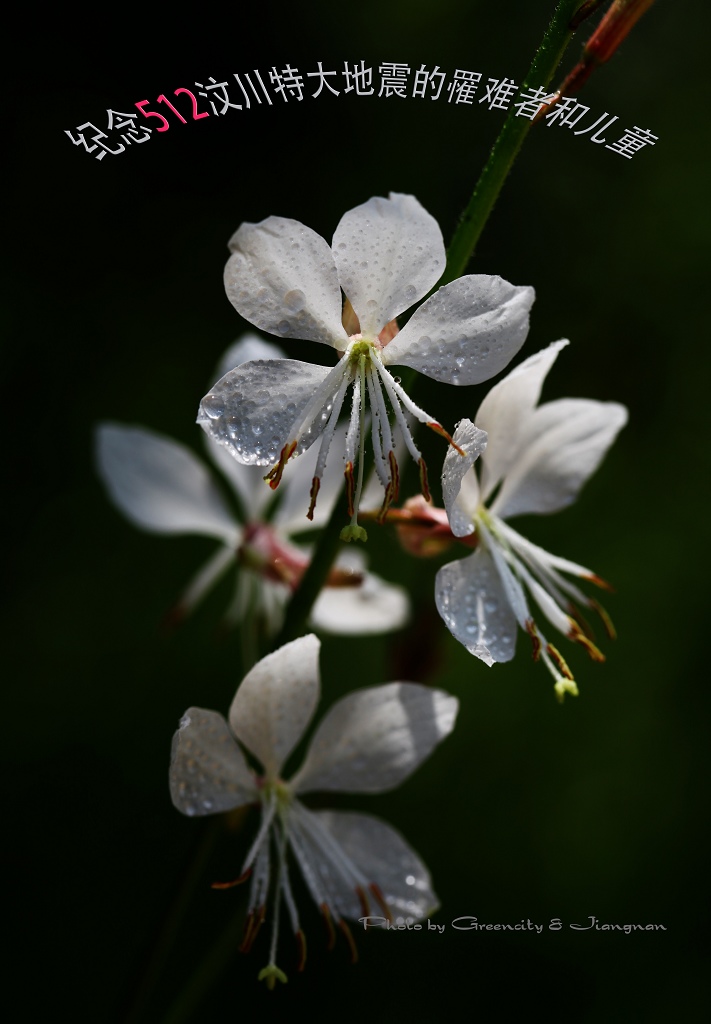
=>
[321,903,336,950]
[427,421,466,456]
[569,622,605,662]
[526,619,541,661]
[368,883,393,922]
[210,868,252,890]
[547,644,574,680]
[418,458,431,503]
[589,598,617,640]
[265,441,297,490]
[338,919,359,964]
[306,477,320,521]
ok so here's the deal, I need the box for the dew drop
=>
[283,289,305,312]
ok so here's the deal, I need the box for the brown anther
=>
[427,421,466,456]
[210,868,252,890]
[418,458,431,503]
[547,644,575,681]
[265,441,297,490]
[526,619,541,661]
[321,903,336,950]
[589,598,617,640]
[368,883,393,923]
[356,885,371,919]
[306,476,320,521]
[337,919,359,964]
[344,462,356,518]
[240,904,266,954]
[586,573,615,593]
[377,450,401,523]
[295,929,307,972]
[569,622,606,662]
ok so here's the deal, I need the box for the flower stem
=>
[441,0,600,285]
[271,488,350,649]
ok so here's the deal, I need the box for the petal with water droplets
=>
[169,707,257,816]
[292,682,458,795]
[225,217,347,347]
[383,275,534,385]
[332,193,445,338]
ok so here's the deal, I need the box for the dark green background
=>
[7,2,709,1020]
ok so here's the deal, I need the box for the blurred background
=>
[6,1,710,1020]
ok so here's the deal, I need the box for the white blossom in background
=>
[95,337,409,636]
[435,340,628,700]
[198,193,535,541]
[170,634,458,987]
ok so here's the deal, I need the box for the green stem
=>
[272,488,350,649]
[441,0,596,286]
[123,818,224,1024]
[158,911,248,1024]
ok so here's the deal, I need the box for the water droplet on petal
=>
[283,289,305,312]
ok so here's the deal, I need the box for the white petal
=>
[332,193,445,337]
[491,398,628,519]
[178,545,236,615]
[314,810,439,920]
[292,682,458,795]
[224,217,347,347]
[435,547,518,665]
[169,707,257,816]
[441,419,487,538]
[382,275,535,385]
[95,423,238,542]
[213,334,286,385]
[206,436,273,521]
[309,571,410,635]
[229,634,321,778]
[197,358,333,466]
[475,339,569,500]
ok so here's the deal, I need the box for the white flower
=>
[95,337,409,636]
[435,340,628,700]
[169,634,458,986]
[197,193,535,540]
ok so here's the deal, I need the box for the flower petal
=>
[475,339,569,501]
[197,358,333,466]
[491,398,628,519]
[314,810,439,920]
[169,707,257,816]
[291,682,458,795]
[435,547,518,665]
[332,193,445,338]
[229,634,321,778]
[382,275,535,385]
[310,569,410,635]
[441,419,487,537]
[206,437,273,521]
[95,423,238,542]
[224,217,347,347]
[213,334,286,385]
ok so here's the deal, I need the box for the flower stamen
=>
[210,868,252,890]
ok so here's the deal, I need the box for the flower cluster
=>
[197,193,534,540]
[170,635,457,986]
[96,337,408,637]
[96,191,627,988]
